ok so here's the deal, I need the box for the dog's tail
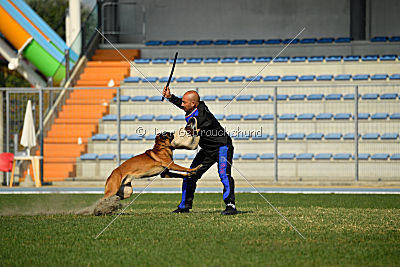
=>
[103,168,124,199]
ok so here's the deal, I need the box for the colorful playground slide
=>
[0,0,77,83]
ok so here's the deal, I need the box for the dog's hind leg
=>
[104,168,125,199]
[116,178,133,200]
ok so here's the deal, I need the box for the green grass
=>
[0,193,399,266]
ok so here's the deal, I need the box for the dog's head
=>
[155,131,174,146]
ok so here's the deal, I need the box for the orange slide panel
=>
[0,5,31,50]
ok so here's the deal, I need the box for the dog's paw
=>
[188,164,202,176]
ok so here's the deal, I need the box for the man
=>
[162,87,237,215]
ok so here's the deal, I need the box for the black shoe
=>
[172,208,190,213]
[221,204,238,215]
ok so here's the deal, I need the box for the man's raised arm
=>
[163,86,183,109]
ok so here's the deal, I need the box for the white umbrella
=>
[20,100,36,155]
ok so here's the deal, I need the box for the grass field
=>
[0,193,399,266]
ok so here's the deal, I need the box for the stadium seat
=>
[352,74,369,80]
[288,133,305,140]
[326,56,342,62]
[173,114,185,121]
[283,38,299,44]
[270,133,287,140]
[219,95,235,101]
[344,55,360,62]
[226,114,242,120]
[389,36,400,42]
[113,95,130,102]
[233,154,241,160]
[214,40,230,45]
[254,94,270,101]
[297,153,314,160]
[371,74,388,80]
[138,114,155,121]
[279,113,296,120]
[201,95,218,101]
[124,77,140,83]
[299,75,315,81]
[252,133,269,140]
[333,153,352,160]
[308,56,324,62]
[306,133,323,140]
[362,93,379,100]
[211,76,228,82]
[242,153,259,160]
[335,74,352,81]
[248,39,264,45]
[390,74,400,80]
[298,113,315,120]
[362,133,379,140]
[234,134,250,141]
[307,94,323,100]
[334,113,351,120]
[380,55,396,61]
[80,153,98,160]
[318,38,334,43]
[316,113,333,120]
[134,58,151,64]
[273,57,290,63]
[110,134,127,141]
[381,133,399,140]
[335,37,352,43]
[176,77,193,83]
[343,93,361,100]
[380,93,398,100]
[197,40,213,45]
[291,56,307,63]
[121,114,137,121]
[256,57,272,63]
[278,153,296,160]
[229,76,245,82]
[343,133,360,140]
[260,153,274,160]
[127,134,143,141]
[264,76,280,81]
[371,36,387,42]
[179,40,195,46]
[371,153,389,160]
[315,153,332,160]
[325,93,342,100]
[281,75,297,82]
[244,114,260,121]
[390,154,400,160]
[276,94,288,101]
[163,40,179,46]
[238,57,254,63]
[357,153,370,160]
[155,114,172,121]
[173,154,187,160]
[301,38,317,44]
[131,96,148,102]
[145,40,162,46]
[236,95,252,101]
[362,55,378,61]
[194,76,211,82]
[325,133,342,140]
[152,58,168,64]
[103,114,117,121]
[187,58,202,64]
[145,134,156,140]
[357,113,370,120]
[246,76,262,82]
[371,113,389,120]
[149,96,163,101]
[221,57,237,63]
[169,58,185,64]
[204,57,220,64]
[121,154,134,160]
[265,39,282,44]
[92,134,109,141]
[159,76,175,83]
[214,114,225,120]
[261,114,274,120]
[289,94,306,100]
[99,154,116,160]
[390,113,400,119]
[316,74,333,81]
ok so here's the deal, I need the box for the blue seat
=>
[221,57,237,63]
[173,114,185,121]
[298,113,315,120]
[380,93,398,100]
[255,57,272,63]
[306,133,323,140]
[307,94,323,100]
[260,153,274,160]
[152,58,168,64]
[214,114,225,120]
[282,38,299,44]
[127,134,143,141]
[389,36,400,42]
[180,40,196,46]
[333,153,352,160]
[371,153,389,160]
[124,77,140,83]
[113,95,131,102]
[163,40,179,46]
[226,114,242,120]
[169,58,185,64]
[362,55,378,61]
[371,36,387,42]
[343,93,361,100]
[344,55,360,62]
[390,154,400,160]
[353,74,369,80]
[316,74,333,81]
[325,93,342,100]
[173,154,187,160]
[334,113,351,120]
[325,133,342,140]
[381,133,399,140]
[357,153,370,160]
[281,75,297,81]
[289,94,306,100]
[276,94,288,101]
[121,114,137,121]
[110,134,127,141]
[279,113,296,120]
[261,114,274,120]
[197,40,213,45]
[326,56,342,62]
[288,133,305,140]
[134,58,151,64]
[214,39,230,45]
[371,113,388,120]
[238,57,254,63]
[145,134,156,141]
[131,96,148,102]
[159,76,175,83]
[204,57,220,64]
[229,76,245,82]
[248,39,264,45]
[149,95,163,101]
[371,74,388,80]
[99,154,116,160]
[362,93,379,100]
[219,95,235,101]
[316,113,333,120]
[236,95,252,101]
[145,40,161,46]
[357,113,370,120]
[264,75,280,81]
[155,114,171,121]
[308,56,324,62]
[186,58,202,64]
[270,133,287,140]
[273,57,290,63]
[138,114,154,121]
[299,75,315,81]
[252,133,268,140]
[233,154,241,160]
[343,133,360,140]
[211,76,227,82]
[246,76,262,82]
[201,95,218,101]
[242,153,259,160]
[297,153,313,160]
[291,57,307,63]
[390,113,400,119]
[318,38,334,43]
[80,153,98,160]
[300,38,317,44]
[234,134,250,141]
[265,39,282,44]
[380,55,396,61]
[390,74,400,80]
[278,153,296,160]
[194,76,210,82]
[362,133,379,140]
[92,134,109,141]
[176,77,192,83]
[315,153,332,160]
[103,114,117,121]
[335,37,352,43]
[335,74,352,81]
[121,154,134,160]
[254,94,270,101]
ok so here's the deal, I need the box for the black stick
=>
[163,52,178,101]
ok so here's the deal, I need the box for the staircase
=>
[40,49,139,181]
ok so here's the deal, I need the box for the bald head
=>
[183,90,200,104]
[181,90,200,112]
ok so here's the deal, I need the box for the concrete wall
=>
[370,0,400,37]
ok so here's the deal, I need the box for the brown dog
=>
[103,132,201,200]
